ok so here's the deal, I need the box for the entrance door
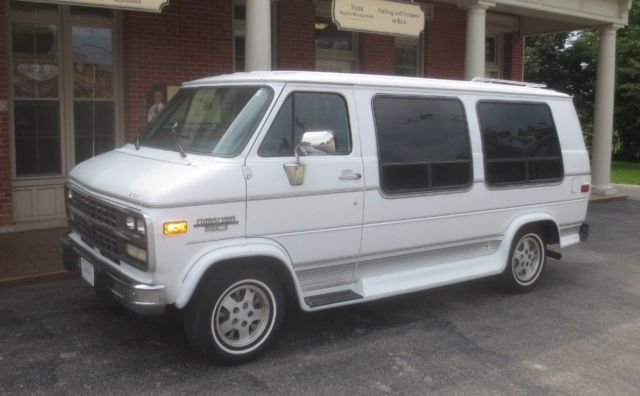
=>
[9,3,121,229]
[245,86,364,293]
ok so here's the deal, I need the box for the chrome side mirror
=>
[284,130,336,186]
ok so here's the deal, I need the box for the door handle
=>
[339,170,362,180]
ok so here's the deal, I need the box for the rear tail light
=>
[581,184,590,193]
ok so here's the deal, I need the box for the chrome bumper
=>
[60,234,165,315]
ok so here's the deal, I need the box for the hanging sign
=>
[332,0,425,37]
[16,0,169,13]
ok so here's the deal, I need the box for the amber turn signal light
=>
[163,221,187,235]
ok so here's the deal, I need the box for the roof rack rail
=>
[471,77,547,89]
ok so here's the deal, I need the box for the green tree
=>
[524,0,640,160]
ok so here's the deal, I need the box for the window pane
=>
[74,101,115,164]
[485,37,496,63]
[73,27,113,99]
[14,101,61,176]
[395,45,418,77]
[234,32,245,72]
[259,92,352,157]
[478,101,563,185]
[315,17,352,51]
[70,6,113,18]
[10,1,58,15]
[12,23,59,98]
[374,97,470,164]
[373,96,472,193]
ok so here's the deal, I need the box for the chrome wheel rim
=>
[212,281,272,349]
[512,234,543,285]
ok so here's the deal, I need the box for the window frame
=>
[372,94,474,197]
[257,90,354,158]
[476,100,565,188]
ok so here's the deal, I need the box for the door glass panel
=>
[14,101,61,176]
[72,27,113,98]
[74,102,115,163]
[72,26,116,164]
[12,23,59,98]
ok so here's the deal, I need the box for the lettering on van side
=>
[194,216,239,232]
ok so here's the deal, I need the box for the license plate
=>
[80,257,95,287]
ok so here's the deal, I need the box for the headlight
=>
[125,243,147,262]
[125,215,146,235]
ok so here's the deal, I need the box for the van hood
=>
[69,145,246,207]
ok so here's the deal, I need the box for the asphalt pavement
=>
[1,200,639,395]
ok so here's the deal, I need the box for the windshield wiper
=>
[161,122,188,158]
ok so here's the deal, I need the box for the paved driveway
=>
[1,200,639,395]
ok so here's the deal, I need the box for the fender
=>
[173,238,306,309]
[495,212,560,273]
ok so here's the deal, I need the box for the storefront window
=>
[395,39,419,77]
[315,17,353,51]
[12,22,62,176]
[72,26,116,163]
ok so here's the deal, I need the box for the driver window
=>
[258,92,351,157]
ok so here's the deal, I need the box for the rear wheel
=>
[183,266,284,364]
[500,227,547,293]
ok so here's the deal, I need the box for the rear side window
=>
[373,96,472,194]
[258,92,351,157]
[477,101,563,186]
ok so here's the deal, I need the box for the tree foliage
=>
[524,0,640,160]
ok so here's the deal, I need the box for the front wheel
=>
[183,266,285,364]
[500,227,547,293]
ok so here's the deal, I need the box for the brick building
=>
[0,0,632,231]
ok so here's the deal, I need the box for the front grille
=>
[65,187,146,269]
[72,190,119,227]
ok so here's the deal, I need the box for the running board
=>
[304,290,363,308]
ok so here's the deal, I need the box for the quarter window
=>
[373,96,472,194]
[478,101,563,186]
[259,92,351,157]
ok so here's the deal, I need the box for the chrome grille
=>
[71,190,119,227]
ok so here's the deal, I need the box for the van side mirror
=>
[284,130,336,186]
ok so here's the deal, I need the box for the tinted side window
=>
[478,102,563,186]
[373,96,472,194]
[258,92,351,157]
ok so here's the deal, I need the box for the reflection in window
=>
[14,101,61,176]
[12,23,59,98]
[478,102,563,185]
[72,27,113,99]
[373,96,472,193]
[395,41,419,77]
[315,17,352,51]
[74,102,115,163]
[259,92,352,157]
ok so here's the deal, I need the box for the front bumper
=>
[61,234,165,315]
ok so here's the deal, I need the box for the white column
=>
[591,25,619,195]
[245,0,272,72]
[462,2,493,80]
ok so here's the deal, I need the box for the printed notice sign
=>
[332,0,425,37]
[16,0,169,12]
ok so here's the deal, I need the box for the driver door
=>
[245,85,364,293]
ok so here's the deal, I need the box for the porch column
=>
[591,25,619,195]
[245,0,272,71]
[462,1,494,80]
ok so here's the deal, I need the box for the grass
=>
[611,161,640,185]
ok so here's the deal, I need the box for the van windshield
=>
[140,86,272,157]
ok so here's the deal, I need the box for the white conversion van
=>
[61,71,590,363]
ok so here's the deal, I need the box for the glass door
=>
[71,25,116,164]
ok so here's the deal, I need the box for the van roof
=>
[184,71,570,99]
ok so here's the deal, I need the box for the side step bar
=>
[304,290,363,308]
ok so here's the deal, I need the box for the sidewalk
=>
[613,183,640,201]
[0,227,75,287]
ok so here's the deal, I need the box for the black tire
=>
[500,226,547,294]
[183,265,285,364]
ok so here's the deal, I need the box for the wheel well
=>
[527,220,560,245]
[195,256,298,303]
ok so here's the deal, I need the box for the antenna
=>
[471,77,547,89]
